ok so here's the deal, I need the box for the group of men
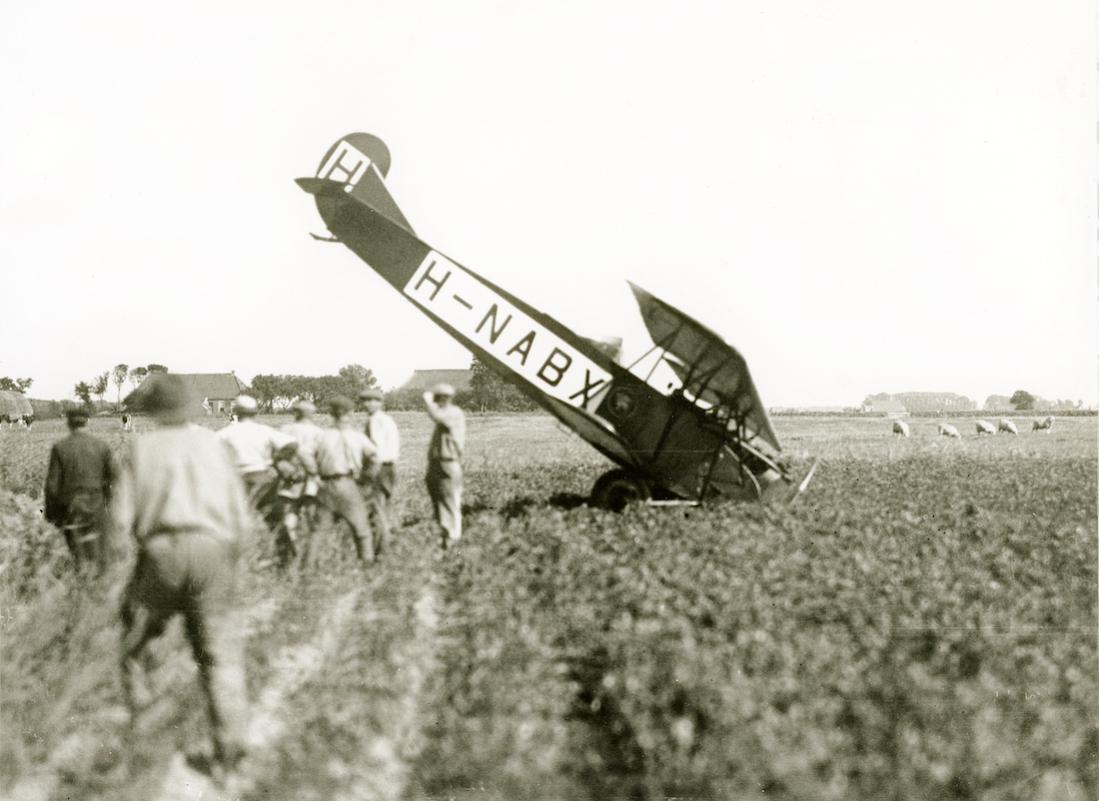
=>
[42,376,466,775]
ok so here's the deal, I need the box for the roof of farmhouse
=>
[132,372,249,403]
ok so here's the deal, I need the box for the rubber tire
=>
[591,469,651,512]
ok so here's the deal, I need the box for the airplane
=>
[297,133,816,510]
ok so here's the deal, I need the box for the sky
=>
[1,1,1095,408]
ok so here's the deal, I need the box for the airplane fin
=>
[306,133,415,235]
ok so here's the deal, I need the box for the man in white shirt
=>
[277,400,324,565]
[358,388,399,514]
[215,395,299,502]
[315,396,380,563]
[422,383,465,549]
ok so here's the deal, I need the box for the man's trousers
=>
[119,531,247,764]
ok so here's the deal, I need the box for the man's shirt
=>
[427,405,465,463]
[315,425,377,478]
[215,418,296,474]
[281,420,324,475]
[111,424,250,547]
[45,430,117,524]
[365,411,400,463]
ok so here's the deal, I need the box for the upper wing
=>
[628,282,782,451]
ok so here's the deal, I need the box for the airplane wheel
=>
[591,469,650,512]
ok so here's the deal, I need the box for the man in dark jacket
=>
[44,408,117,569]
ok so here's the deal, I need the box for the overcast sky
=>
[1,1,1095,407]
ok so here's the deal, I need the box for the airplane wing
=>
[628,282,782,452]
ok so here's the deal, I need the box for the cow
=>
[975,420,996,436]
[892,420,911,437]
[1032,415,1054,433]
[997,418,1018,435]
[937,423,961,439]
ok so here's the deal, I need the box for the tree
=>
[128,365,148,389]
[74,381,93,406]
[112,363,129,408]
[468,357,537,412]
[91,372,109,406]
[1009,390,1036,411]
[337,363,378,397]
[0,377,33,393]
[146,364,169,374]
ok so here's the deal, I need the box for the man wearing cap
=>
[45,407,118,571]
[359,387,398,528]
[422,384,466,548]
[278,400,323,565]
[215,395,298,513]
[314,396,381,562]
[111,374,251,775]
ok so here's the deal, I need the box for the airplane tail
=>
[296,132,414,235]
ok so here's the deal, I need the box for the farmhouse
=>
[127,372,249,415]
[398,369,474,394]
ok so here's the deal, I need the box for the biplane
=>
[297,133,816,510]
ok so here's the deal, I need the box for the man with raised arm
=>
[422,383,465,549]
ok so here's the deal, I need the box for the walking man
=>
[422,384,465,549]
[111,375,251,776]
[278,400,324,565]
[315,396,381,562]
[45,408,118,571]
[216,395,298,523]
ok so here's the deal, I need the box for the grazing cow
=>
[975,420,996,436]
[998,418,1018,435]
[937,423,961,439]
[1032,415,1054,432]
[892,420,911,437]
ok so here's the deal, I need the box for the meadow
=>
[1,413,1095,800]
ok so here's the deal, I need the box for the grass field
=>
[1,413,1095,800]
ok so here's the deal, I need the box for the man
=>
[44,408,118,570]
[111,375,250,775]
[422,383,465,549]
[315,396,381,562]
[359,387,398,533]
[277,400,324,565]
[216,395,298,516]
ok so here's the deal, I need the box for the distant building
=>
[893,392,977,413]
[127,372,249,415]
[397,369,474,394]
[861,398,907,415]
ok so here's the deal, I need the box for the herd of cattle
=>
[892,416,1056,439]
[0,414,34,430]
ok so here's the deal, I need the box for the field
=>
[1,413,1095,801]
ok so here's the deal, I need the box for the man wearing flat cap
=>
[422,383,466,548]
[110,374,251,775]
[216,394,299,524]
[314,395,381,562]
[45,406,118,571]
[359,387,398,526]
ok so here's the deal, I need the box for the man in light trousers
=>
[422,383,465,549]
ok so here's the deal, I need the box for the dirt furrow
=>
[154,587,361,801]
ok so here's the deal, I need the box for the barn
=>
[0,390,33,422]
[127,372,249,416]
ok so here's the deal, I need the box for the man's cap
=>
[358,387,384,401]
[328,395,353,416]
[431,383,455,397]
[233,395,259,415]
[65,408,90,422]
[143,374,194,422]
[293,400,317,414]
